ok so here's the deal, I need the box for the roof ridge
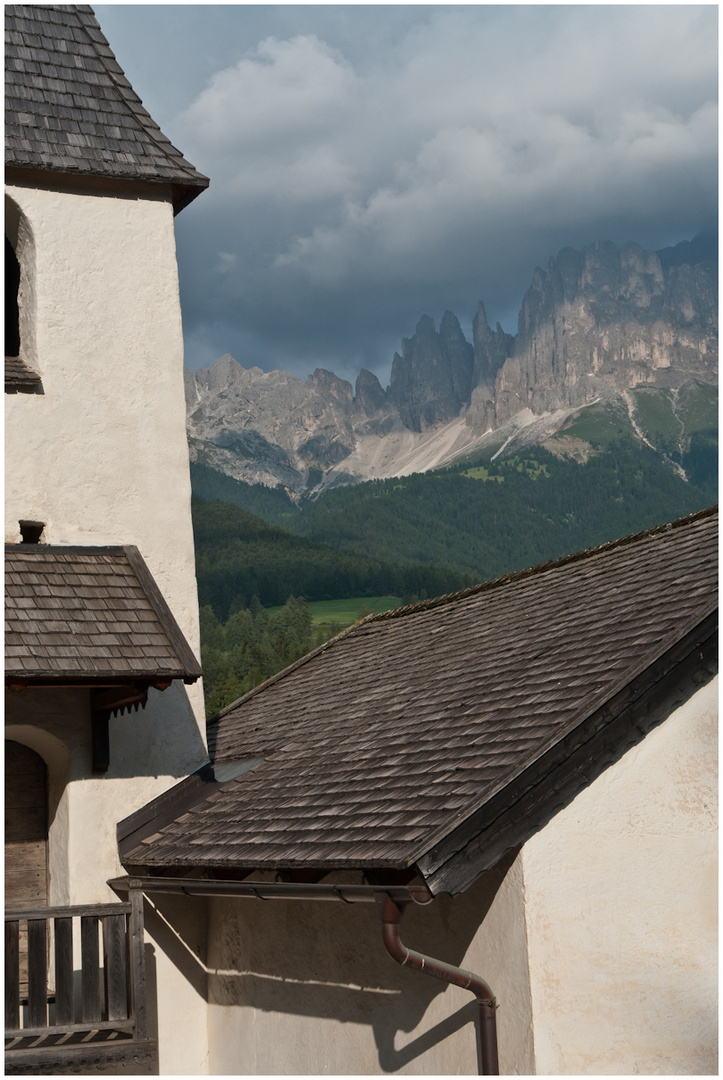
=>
[208,505,717,734]
[369,505,719,622]
[207,505,718,736]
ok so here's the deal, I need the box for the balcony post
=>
[128,881,147,1041]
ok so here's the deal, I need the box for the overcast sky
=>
[96,4,717,384]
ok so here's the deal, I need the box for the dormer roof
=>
[5,4,208,212]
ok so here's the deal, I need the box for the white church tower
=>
[5,6,210,1072]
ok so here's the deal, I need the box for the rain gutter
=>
[108,875,434,904]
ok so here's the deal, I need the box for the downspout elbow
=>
[375,892,499,1075]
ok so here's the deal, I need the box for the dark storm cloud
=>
[97,5,717,383]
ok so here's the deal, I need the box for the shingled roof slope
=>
[5,544,202,682]
[5,5,208,211]
[120,509,717,888]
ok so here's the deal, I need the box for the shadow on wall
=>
[144,851,518,1073]
[107,683,208,780]
[5,684,208,782]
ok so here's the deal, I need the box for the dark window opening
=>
[19,520,45,544]
[5,236,20,358]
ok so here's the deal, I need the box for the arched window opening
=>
[5,235,20,357]
[4,195,41,394]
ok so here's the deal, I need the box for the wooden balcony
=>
[5,894,157,1075]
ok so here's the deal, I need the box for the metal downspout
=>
[375,892,499,1076]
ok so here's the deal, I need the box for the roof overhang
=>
[414,609,718,894]
[5,165,207,215]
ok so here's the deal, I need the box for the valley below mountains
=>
[186,232,717,496]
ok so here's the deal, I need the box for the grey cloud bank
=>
[97,5,717,383]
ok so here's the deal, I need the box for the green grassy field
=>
[461,465,504,482]
[267,595,403,627]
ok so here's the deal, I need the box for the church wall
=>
[522,675,718,1075]
[4,179,211,1070]
[5,179,207,772]
[204,856,534,1075]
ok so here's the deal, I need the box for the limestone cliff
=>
[469,237,717,433]
[186,234,716,494]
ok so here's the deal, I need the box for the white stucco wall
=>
[5,177,206,768]
[5,177,210,1073]
[5,180,204,677]
[522,675,718,1075]
[205,856,534,1075]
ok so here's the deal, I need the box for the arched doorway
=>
[5,740,49,908]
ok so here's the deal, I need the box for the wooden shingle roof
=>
[5,544,202,683]
[5,4,208,212]
[119,509,717,894]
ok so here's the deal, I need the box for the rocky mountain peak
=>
[186,232,716,495]
[354,368,387,416]
[473,301,511,390]
[195,353,246,393]
[388,311,474,431]
[307,368,354,406]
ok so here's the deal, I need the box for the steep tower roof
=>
[5,4,208,212]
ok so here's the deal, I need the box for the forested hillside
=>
[191,463,296,526]
[194,436,715,584]
[289,438,715,578]
[193,499,474,622]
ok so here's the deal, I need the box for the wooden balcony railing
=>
[5,893,156,1075]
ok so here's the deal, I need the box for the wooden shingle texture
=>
[4,354,42,393]
[5,545,202,682]
[121,509,717,886]
[5,4,208,210]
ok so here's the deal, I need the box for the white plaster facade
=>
[204,855,534,1075]
[5,175,210,1074]
[522,675,718,1075]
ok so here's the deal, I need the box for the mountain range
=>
[185,232,717,496]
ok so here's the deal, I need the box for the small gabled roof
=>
[119,509,717,895]
[5,5,208,212]
[5,544,202,684]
